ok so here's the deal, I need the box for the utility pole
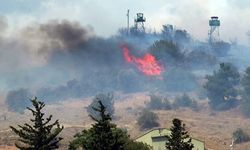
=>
[127,9,130,35]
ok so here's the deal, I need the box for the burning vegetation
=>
[2,10,250,150]
[2,17,248,114]
[122,45,164,77]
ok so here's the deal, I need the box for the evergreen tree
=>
[87,93,114,120]
[166,118,194,150]
[204,63,240,110]
[69,100,151,150]
[69,100,126,150]
[10,97,64,150]
[149,40,184,65]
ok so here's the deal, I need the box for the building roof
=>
[135,128,205,150]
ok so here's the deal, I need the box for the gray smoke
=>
[4,18,250,113]
[0,16,8,35]
[0,20,95,90]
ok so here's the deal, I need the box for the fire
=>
[122,45,164,77]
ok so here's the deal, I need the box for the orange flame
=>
[122,45,164,77]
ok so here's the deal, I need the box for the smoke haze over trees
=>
[2,17,250,112]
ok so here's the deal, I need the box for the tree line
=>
[10,95,194,150]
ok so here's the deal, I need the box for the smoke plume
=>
[4,18,249,113]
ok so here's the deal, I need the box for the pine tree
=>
[88,100,125,150]
[204,63,240,110]
[69,100,150,150]
[10,97,64,150]
[87,93,114,120]
[69,100,127,150]
[166,118,194,150]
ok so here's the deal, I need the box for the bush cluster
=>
[137,109,159,130]
[173,93,198,111]
[147,94,199,111]
[233,128,250,144]
[146,95,171,110]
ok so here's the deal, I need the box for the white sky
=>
[1,0,250,44]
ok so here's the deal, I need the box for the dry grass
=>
[1,93,250,150]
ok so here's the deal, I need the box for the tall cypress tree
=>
[10,97,64,150]
[166,118,194,150]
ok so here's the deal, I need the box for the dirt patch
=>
[1,93,250,150]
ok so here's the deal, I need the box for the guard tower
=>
[208,16,220,43]
[134,13,146,32]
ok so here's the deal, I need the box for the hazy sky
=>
[1,0,250,44]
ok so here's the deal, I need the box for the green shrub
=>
[233,128,249,144]
[125,140,151,150]
[147,95,171,110]
[162,98,172,110]
[147,95,163,110]
[173,93,198,111]
[137,109,159,130]
[149,40,184,65]
[204,63,240,110]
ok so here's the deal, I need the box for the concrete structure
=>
[135,128,205,150]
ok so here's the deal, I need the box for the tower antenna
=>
[127,9,130,35]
